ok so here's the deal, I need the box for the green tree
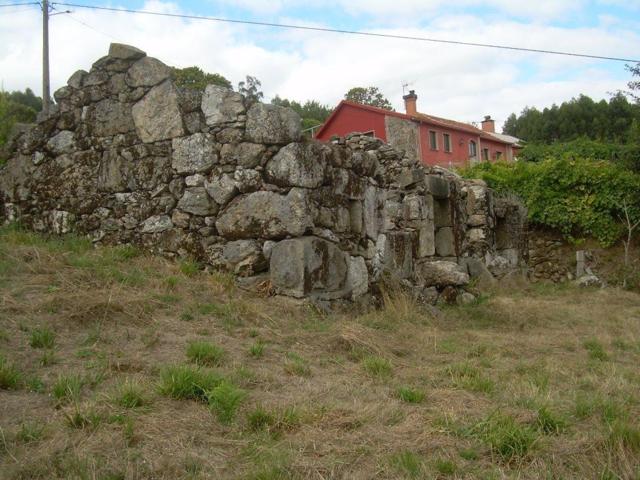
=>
[627,62,640,104]
[171,66,231,90]
[344,86,393,110]
[237,76,263,106]
[0,89,41,155]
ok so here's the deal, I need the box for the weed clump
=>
[536,406,568,434]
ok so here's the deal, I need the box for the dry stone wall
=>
[0,43,527,304]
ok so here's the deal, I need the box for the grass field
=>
[1,224,639,479]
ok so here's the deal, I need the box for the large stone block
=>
[132,80,184,143]
[171,133,217,174]
[216,188,313,239]
[108,43,146,60]
[97,150,130,192]
[418,223,435,257]
[270,236,355,299]
[434,198,452,227]
[46,130,75,155]
[92,99,135,137]
[205,173,237,205]
[220,240,267,276]
[126,56,171,87]
[416,260,469,287]
[201,85,245,126]
[435,227,455,256]
[374,231,416,279]
[177,187,218,216]
[425,175,450,199]
[245,103,301,145]
[265,143,326,188]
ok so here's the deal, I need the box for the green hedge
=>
[518,138,640,172]
[459,158,640,246]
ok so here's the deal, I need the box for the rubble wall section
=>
[0,44,527,302]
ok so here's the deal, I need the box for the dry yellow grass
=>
[1,225,639,479]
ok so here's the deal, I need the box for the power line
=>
[50,1,640,63]
[0,2,40,7]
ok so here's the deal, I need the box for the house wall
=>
[316,106,513,167]
[315,104,387,142]
[417,123,481,168]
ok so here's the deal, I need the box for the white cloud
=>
[0,1,637,133]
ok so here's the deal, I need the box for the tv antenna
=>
[401,81,414,95]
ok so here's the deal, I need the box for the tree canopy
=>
[502,93,640,143]
[271,96,332,131]
[171,66,232,90]
[1,88,42,155]
[344,86,393,110]
[237,76,263,106]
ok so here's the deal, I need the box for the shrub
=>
[207,381,246,424]
[158,365,222,401]
[186,341,225,366]
[30,327,55,349]
[460,157,640,246]
[0,355,21,389]
[396,386,425,404]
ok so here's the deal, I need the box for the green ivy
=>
[460,158,640,246]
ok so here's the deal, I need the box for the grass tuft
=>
[536,406,568,434]
[466,412,538,462]
[30,327,55,349]
[158,364,222,401]
[583,338,609,361]
[114,380,147,408]
[16,422,45,443]
[284,352,311,377]
[207,381,246,424]
[52,374,83,404]
[362,355,392,378]
[186,341,225,366]
[434,458,457,476]
[447,362,494,394]
[396,386,425,404]
[389,450,423,478]
[249,340,265,358]
[0,355,22,389]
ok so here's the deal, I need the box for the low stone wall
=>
[0,43,527,303]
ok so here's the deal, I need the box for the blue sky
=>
[1,0,639,127]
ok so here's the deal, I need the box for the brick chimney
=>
[403,90,418,116]
[481,115,495,133]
